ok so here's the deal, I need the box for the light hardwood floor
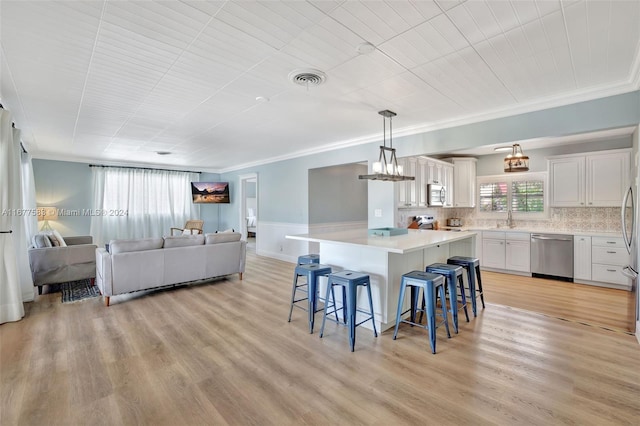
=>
[1,251,639,425]
[481,271,636,333]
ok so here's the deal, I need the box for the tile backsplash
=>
[397,207,625,233]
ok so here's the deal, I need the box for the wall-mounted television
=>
[191,182,230,204]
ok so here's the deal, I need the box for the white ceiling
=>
[1,0,639,172]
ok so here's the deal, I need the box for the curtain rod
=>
[89,164,202,174]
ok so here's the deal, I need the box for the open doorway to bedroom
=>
[239,173,258,252]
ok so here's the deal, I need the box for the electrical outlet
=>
[374,209,382,217]
[280,245,283,252]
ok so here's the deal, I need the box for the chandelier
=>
[504,144,529,172]
[359,110,415,182]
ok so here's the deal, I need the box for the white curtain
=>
[0,108,30,323]
[90,166,199,246]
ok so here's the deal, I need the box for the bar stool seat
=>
[288,263,332,333]
[319,270,378,352]
[424,263,469,333]
[297,254,320,265]
[393,271,450,354]
[447,256,485,317]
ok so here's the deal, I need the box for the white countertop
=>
[456,226,622,238]
[286,228,477,254]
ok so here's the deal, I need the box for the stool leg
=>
[458,274,469,323]
[425,285,437,354]
[440,284,451,338]
[319,279,334,338]
[467,266,478,317]
[365,282,378,337]
[342,286,348,325]
[393,281,407,340]
[446,275,459,334]
[475,265,485,309]
[347,282,357,352]
[330,285,339,322]
[308,272,317,334]
[411,286,419,325]
[288,273,300,322]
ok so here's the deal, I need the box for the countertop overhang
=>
[286,228,477,254]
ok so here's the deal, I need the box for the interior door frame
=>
[239,173,258,240]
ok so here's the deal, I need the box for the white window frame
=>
[476,172,548,220]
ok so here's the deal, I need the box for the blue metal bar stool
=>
[298,254,320,265]
[288,263,333,333]
[423,263,469,333]
[319,270,378,352]
[447,256,485,317]
[393,271,450,354]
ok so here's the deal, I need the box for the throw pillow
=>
[45,230,67,247]
[32,233,53,248]
[216,228,235,233]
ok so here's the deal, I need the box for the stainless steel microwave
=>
[427,184,446,206]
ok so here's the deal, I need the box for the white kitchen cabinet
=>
[573,236,592,281]
[505,239,530,272]
[548,149,630,207]
[452,158,476,208]
[573,235,631,289]
[426,160,443,185]
[586,152,630,207]
[397,156,454,208]
[442,163,454,208]
[480,231,530,273]
[482,231,506,269]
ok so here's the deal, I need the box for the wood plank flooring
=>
[1,250,639,425]
[483,271,636,333]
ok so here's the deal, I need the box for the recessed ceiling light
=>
[494,146,513,152]
[156,151,172,155]
[356,42,376,54]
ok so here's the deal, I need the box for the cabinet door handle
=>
[607,269,617,272]
[606,241,616,244]
[606,251,617,254]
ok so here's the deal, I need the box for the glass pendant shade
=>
[504,144,529,172]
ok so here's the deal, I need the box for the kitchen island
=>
[286,228,477,331]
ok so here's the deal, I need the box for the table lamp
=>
[37,206,58,231]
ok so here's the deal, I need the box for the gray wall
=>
[476,136,633,176]
[308,163,368,224]
[33,159,93,236]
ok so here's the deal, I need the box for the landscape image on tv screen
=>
[191,182,230,204]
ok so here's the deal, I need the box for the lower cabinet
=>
[574,235,631,289]
[481,231,530,273]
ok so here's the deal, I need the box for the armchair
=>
[171,219,204,236]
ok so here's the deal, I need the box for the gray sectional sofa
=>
[95,232,246,306]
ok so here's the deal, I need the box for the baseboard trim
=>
[256,249,296,264]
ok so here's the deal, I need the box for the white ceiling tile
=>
[487,1,521,33]
[385,0,432,27]
[409,0,444,20]
[429,13,470,51]
[510,0,540,25]
[446,3,485,44]
[463,1,502,40]
[435,0,462,12]
[378,29,443,69]
[535,0,562,17]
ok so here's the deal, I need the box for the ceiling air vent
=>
[288,68,327,87]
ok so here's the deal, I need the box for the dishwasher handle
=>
[531,234,573,241]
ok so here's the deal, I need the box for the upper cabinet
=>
[548,149,630,207]
[451,158,477,208]
[396,156,453,208]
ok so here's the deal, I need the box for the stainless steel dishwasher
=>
[531,234,574,282]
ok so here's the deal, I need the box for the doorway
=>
[239,173,258,251]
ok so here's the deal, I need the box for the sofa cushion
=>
[109,238,164,254]
[32,233,53,248]
[205,232,242,244]
[163,234,205,248]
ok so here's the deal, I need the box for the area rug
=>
[61,279,100,303]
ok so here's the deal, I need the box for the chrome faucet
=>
[506,210,514,228]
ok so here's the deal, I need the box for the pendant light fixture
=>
[504,144,529,172]
[359,110,415,182]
